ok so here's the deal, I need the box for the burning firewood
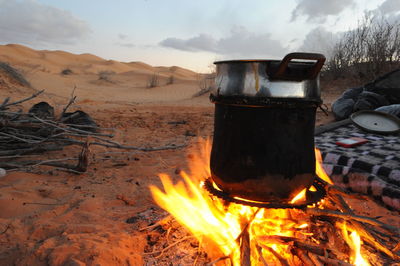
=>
[145,139,400,265]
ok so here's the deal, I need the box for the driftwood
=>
[0,91,187,173]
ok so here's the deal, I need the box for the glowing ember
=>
[290,188,307,204]
[149,138,369,265]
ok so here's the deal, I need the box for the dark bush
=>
[0,62,31,87]
[61,68,73,75]
[326,14,400,81]
[98,71,115,82]
[167,75,174,85]
[147,72,159,88]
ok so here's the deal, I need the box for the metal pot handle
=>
[272,52,326,80]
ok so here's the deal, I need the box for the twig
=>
[1,90,44,109]
[0,154,42,159]
[0,158,76,168]
[0,132,39,144]
[240,227,251,266]
[59,86,76,121]
[92,142,187,151]
[91,135,187,151]
[235,208,260,243]
[54,137,187,151]
[0,144,64,156]
[165,227,172,244]
[205,256,230,266]
[139,215,172,231]
[22,202,64,206]
[143,235,196,258]
[314,255,353,266]
[257,235,326,256]
[293,248,315,266]
[327,184,369,200]
[63,123,113,131]
[307,253,324,266]
[306,207,400,235]
[193,237,203,266]
[116,194,135,206]
[256,244,269,266]
[260,244,289,266]
[330,194,400,260]
[53,167,85,174]
[0,97,10,108]
[75,141,89,172]
[31,115,114,137]
[394,242,400,253]
[316,176,368,200]
[0,224,10,235]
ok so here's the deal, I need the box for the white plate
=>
[350,110,400,134]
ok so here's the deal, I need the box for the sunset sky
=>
[1,0,399,72]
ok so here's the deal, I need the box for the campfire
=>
[149,139,399,265]
[146,54,399,265]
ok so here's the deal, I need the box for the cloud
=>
[116,42,136,48]
[0,0,90,45]
[160,26,287,57]
[115,33,135,48]
[377,0,400,15]
[160,34,217,52]
[298,9,400,59]
[298,27,338,58]
[118,34,128,40]
[217,26,287,56]
[291,0,356,23]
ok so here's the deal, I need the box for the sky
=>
[0,0,399,72]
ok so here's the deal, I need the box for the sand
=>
[1,44,398,265]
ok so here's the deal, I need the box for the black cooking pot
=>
[210,53,325,202]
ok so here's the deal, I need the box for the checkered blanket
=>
[315,124,400,210]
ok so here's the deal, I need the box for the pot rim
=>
[213,59,315,65]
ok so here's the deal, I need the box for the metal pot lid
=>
[350,110,400,134]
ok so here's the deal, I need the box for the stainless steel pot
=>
[213,53,325,101]
[210,52,326,202]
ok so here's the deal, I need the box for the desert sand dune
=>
[0,44,204,106]
[0,43,198,76]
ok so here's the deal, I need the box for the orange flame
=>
[150,172,241,256]
[150,138,368,264]
[341,223,370,266]
[315,148,333,184]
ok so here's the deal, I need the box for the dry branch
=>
[204,256,230,266]
[143,235,196,258]
[306,203,400,236]
[0,92,187,174]
[260,244,290,266]
[330,193,400,260]
[0,90,44,110]
[0,224,10,235]
[239,228,251,266]
[293,248,315,266]
[59,86,76,121]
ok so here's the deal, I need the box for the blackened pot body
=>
[210,99,317,202]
